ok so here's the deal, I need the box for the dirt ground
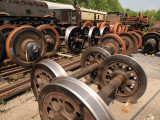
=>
[0,50,160,120]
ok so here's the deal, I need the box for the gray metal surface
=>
[39,76,114,120]
[31,59,67,100]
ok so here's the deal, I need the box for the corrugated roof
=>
[45,1,75,10]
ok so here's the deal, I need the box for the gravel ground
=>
[0,50,160,120]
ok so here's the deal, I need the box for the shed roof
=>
[45,1,75,10]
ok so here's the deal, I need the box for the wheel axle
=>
[33,47,147,120]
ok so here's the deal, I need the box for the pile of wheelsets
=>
[0,21,148,67]
[30,47,147,120]
[0,22,150,119]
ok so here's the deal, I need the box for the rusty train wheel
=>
[39,77,114,120]
[113,22,123,34]
[98,55,147,103]
[6,25,46,67]
[129,31,142,50]
[31,59,67,100]
[125,27,128,32]
[142,32,160,54]
[99,22,110,31]
[0,25,17,38]
[110,26,114,33]
[81,47,111,84]
[118,32,137,55]
[0,31,6,64]
[97,22,102,29]
[99,34,126,55]
[82,21,93,30]
[122,27,125,32]
[134,30,144,37]
[37,25,59,56]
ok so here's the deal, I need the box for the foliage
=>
[47,0,124,12]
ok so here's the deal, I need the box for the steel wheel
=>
[82,21,93,30]
[39,77,114,120]
[99,22,110,31]
[119,32,137,55]
[0,25,16,38]
[98,55,147,103]
[0,31,6,64]
[88,26,100,46]
[65,26,85,54]
[37,25,59,56]
[113,22,123,34]
[81,47,111,84]
[134,30,144,37]
[97,22,102,29]
[100,26,111,36]
[142,32,160,54]
[99,34,126,55]
[129,31,142,50]
[6,25,46,67]
[31,59,67,100]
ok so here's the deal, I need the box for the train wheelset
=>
[0,24,61,67]
[141,32,160,54]
[31,47,147,120]
[88,26,142,55]
[0,23,144,67]
[0,25,47,67]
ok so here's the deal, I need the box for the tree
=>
[155,9,160,21]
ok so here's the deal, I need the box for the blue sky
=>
[119,0,160,11]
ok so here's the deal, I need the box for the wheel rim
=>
[65,26,85,54]
[129,31,142,50]
[100,26,111,36]
[0,25,17,38]
[37,25,59,56]
[81,47,111,84]
[99,22,110,31]
[31,59,67,100]
[6,25,46,67]
[82,21,93,30]
[100,34,126,55]
[134,30,144,37]
[39,77,114,120]
[119,32,137,55]
[98,55,147,102]
[88,26,100,47]
[113,22,123,34]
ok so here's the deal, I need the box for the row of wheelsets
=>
[81,20,160,56]
[0,21,144,67]
[30,47,147,120]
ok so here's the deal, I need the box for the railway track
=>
[0,55,81,101]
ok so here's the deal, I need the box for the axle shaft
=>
[98,75,124,101]
[70,63,99,79]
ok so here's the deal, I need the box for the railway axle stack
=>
[31,47,147,120]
